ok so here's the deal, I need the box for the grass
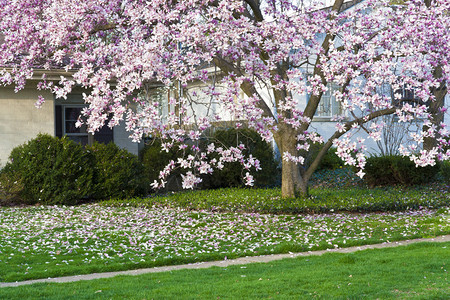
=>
[1,168,449,287]
[0,242,448,299]
[0,204,449,283]
[101,184,450,214]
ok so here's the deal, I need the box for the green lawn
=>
[0,204,449,282]
[101,185,450,214]
[1,242,448,299]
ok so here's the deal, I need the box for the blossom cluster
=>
[0,0,449,189]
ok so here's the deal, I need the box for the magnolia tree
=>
[0,0,449,197]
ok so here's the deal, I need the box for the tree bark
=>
[274,126,309,198]
[422,1,447,150]
[423,67,447,150]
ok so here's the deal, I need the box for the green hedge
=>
[364,155,439,186]
[0,134,149,205]
[87,142,149,200]
[140,139,186,191]
[140,129,280,191]
[441,160,450,184]
[0,171,24,206]
[202,128,280,189]
[1,134,94,205]
[304,144,344,171]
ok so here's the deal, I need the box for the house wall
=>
[113,121,141,156]
[181,80,449,158]
[54,94,141,156]
[0,86,54,167]
[0,88,143,169]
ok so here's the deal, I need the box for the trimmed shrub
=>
[140,139,185,191]
[2,134,94,205]
[304,143,344,171]
[318,147,345,170]
[440,160,450,184]
[202,128,280,188]
[364,155,439,186]
[0,171,24,206]
[87,142,149,199]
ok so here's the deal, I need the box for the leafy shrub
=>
[202,128,280,188]
[2,134,94,205]
[140,139,185,191]
[318,147,345,170]
[364,155,439,186]
[0,171,24,206]
[304,143,344,171]
[87,142,149,199]
[440,160,450,184]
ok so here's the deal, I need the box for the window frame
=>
[313,82,342,120]
[63,105,88,138]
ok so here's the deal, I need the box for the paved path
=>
[1,235,449,288]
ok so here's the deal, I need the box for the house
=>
[0,70,142,167]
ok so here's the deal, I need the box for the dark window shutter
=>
[55,105,63,138]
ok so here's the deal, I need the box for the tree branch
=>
[213,56,276,121]
[243,0,264,22]
[304,107,396,180]
[301,0,345,130]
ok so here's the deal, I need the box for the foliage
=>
[140,139,186,191]
[440,160,450,184]
[1,0,449,197]
[202,128,280,189]
[0,172,23,206]
[87,142,149,199]
[318,147,344,170]
[0,204,448,282]
[1,134,94,205]
[1,136,151,205]
[304,144,344,171]
[103,184,449,215]
[364,155,440,186]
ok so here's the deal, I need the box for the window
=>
[55,105,113,145]
[392,84,424,107]
[64,106,89,145]
[314,83,341,118]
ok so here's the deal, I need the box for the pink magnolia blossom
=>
[0,0,449,195]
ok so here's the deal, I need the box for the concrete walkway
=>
[1,235,449,288]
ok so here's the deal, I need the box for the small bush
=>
[0,172,24,206]
[2,134,94,205]
[364,155,439,186]
[88,142,149,199]
[202,128,280,189]
[304,144,344,171]
[318,147,345,170]
[140,139,185,191]
[440,161,450,184]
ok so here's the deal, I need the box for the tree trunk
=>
[274,128,309,198]
[280,158,308,198]
[423,66,447,150]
